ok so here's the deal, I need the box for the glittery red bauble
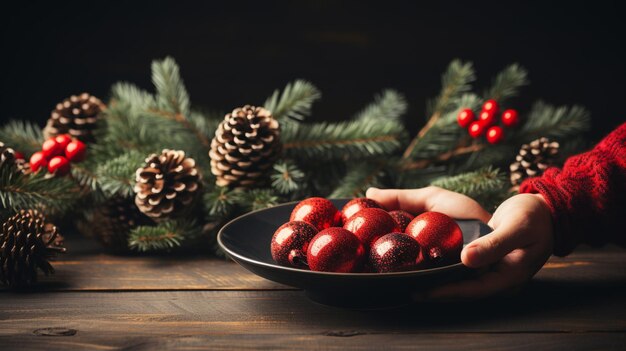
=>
[388,210,415,232]
[405,211,463,266]
[290,197,341,231]
[486,126,504,144]
[29,151,48,172]
[65,139,87,162]
[340,197,384,224]
[41,138,64,159]
[482,99,499,115]
[271,221,318,268]
[457,108,475,128]
[478,110,495,127]
[343,207,399,248]
[47,156,71,176]
[468,121,484,138]
[501,109,519,127]
[369,233,423,273]
[307,227,365,273]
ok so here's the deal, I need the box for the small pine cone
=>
[209,105,281,188]
[510,137,560,186]
[134,149,201,219]
[43,92,106,143]
[0,210,66,287]
[92,197,154,252]
[0,141,29,174]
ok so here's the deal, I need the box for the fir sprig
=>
[432,166,508,210]
[329,162,387,198]
[271,161,306,194]
[0,120,44,156]
[425,59,476,118]
[111,82,156,111]
[128,221,187,252]
[356,89,407,122]
[518,101,590,142]
[264,80,321,122]
[236,189,280,212]
[203,187,239,217]
[484,64,529,102]
[151,57,191,117]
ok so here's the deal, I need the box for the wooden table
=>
[1,236,625,350]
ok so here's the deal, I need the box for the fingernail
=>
[365,187,379,197]
[463,245,482,267]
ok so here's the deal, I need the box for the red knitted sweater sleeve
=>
[519,122,626,256]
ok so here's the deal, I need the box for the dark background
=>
[1,1,624,140]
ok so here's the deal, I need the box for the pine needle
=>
[432,166,508,210]
[128,223,183,252]
[271,161,305,194]
[484,63,529,102]
[426,59,476,117]
[151,57,191,117]
[264,80,321,122]
[518,101,590,142]
[356,89,407,122]
[329,162,387,198]
[0,120,44,156]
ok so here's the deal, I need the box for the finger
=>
[461,226,528,268]
[366,187,491,222]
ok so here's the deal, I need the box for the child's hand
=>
[366,186,554,300]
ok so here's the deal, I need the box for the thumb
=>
[461,227,524,268]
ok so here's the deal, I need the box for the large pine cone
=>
[510,137,560,186]
[209,105,281,188]
[134,149,201,219]
[43,93,106,143]
[92,197,154,252]
[0,141,29,174]
[0,210,65,287]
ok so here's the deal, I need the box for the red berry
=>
[486,126,504,144]
[501,109,519,127]
[14,151,24,160]
[369,233,423,273]
[307,227,365,273]
[65,139,87,162]
[343,207,399,248]
[468,121,484,138]
[340,197,384,224]
[54,134,72,150]
[47,156,71,176]
[271,221,318,268]
[29,151,48,172]
[482,99,499,114]
[406,211,463,266]
[290,197,341,231]
[478,110,495,127]
[457,108,475,128]
[41,139,64,159]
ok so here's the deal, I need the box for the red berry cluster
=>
[457,99,519,144]
[29,134,87,176]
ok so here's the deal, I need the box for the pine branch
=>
[271,161,306,194]
[128,222,184,252]
[431,166,508,210]
[282,118,406,161]
[235,189,279,212]
[329,162,387,198]
[203,186,240,217]
[111,82,156,110]
[151,57,190,118]
[0,120,44,156]
[356,89,407,122]
[484,64,529,101]
[264,80,321,122]
[517,101,590,142]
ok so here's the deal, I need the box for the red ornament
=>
[478,110,495,127]
[65,139,87,162]
[307,227,365,273]
[271,221,318,268]
[501,109,519,127]
[290,197,341,231]
[482,99,499,115]
[13,151,24,160]
[388,210,414,232]
[343,207,399,248]
[29,151,48,172]
[405,211,463,266]
[369,233,423,273]
[457,108,475,128]
[41,139,64,159]
[47,156,71,176]
[340,197,384,224]
[486,126,504,144]
[468,121,484,138]
[54,134,72,150]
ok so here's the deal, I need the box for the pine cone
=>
[0,210,65,287]
[43,93,106,143]
[209,105,281,188]
[134,149,201,219]
[510,137,560,186]
[0,141,29,174]
[91,197,154,252]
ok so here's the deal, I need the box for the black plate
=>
[218,199,491,308]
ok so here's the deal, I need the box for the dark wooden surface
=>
[1,237,625,350]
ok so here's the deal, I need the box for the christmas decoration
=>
[406,212,463,266]
[468,121,484,138]
[91,197,153,252]
[486,126,504,144]
[456,108,474,128]
[501,109,519,127]
[510,137,560,186]
[307,227,365,273]
[29,151,48,172]
[54,134,72,150]
[43,93,105,142]
[0,210,65,287]
[482,99,499,115]
[340,197,384,223]
[209,105,281,188]
[388,210,414,232]
[0,141,28,173]
[41,138,64,159]
[478,110,495,127]
[271,221,318,267]
[369,233,423,273]
[343,208,399,248]
[65,139,86,162]
[47,156,71,176]
[134,149,201,219]
[289,197,341,231]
